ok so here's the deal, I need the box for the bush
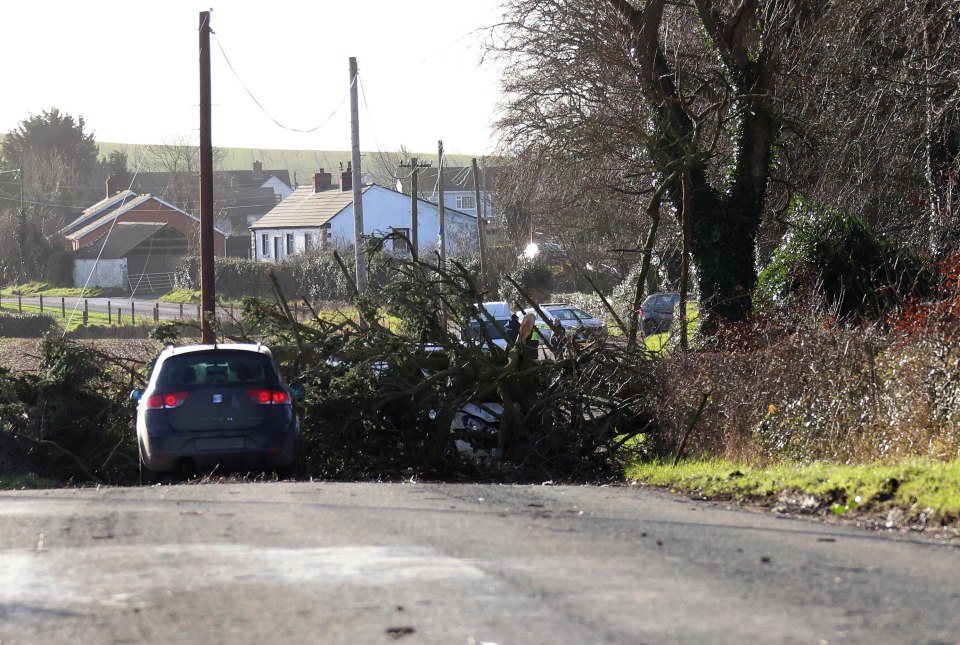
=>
[0,313,59,338]
[0,337,148,484]
[756,207,933,321]
[175,256,274,300]
[45,251,75,288]
[646,318,960,464]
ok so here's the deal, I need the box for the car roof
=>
[157,343,274,360]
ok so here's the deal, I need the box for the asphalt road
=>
[0,482,958,645]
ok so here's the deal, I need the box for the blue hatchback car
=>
[131,344,302,483]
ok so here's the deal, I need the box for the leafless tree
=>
[491,0,820,330]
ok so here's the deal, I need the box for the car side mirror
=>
[130,389,143,404]
[289,382,305,398]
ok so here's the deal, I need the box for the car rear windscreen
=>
[159,352,277,388]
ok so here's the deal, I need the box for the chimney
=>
[252,160,263,177]
[340,162,352,192]
[105,174,115,198]
[313,169,332,192]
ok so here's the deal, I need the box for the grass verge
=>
[626,458,960,525]
[158,288,201,303]
[1,282,107,298]
[0,303,157,332]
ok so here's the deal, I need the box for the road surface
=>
[0,482,957,644]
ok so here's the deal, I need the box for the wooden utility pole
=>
[400,157,431,258]
[349,57,367,294]
[437,141,446,267]
[472,158,489,290]
[198,10,216,343]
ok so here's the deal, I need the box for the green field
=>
[97,142,479,185]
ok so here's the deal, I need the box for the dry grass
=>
[647,318,960,465]
[0,338,161,374]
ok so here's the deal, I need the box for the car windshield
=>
[158,352,276,388]
[464,320,507,340]
[550,308,593,322]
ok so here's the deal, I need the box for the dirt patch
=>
[0,338,161,373]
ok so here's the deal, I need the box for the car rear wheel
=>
[641,319,657,336]
[139,458,160,486]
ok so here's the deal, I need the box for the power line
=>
[358,76,398,182]
[214,32,352,134]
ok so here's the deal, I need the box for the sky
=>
[1,1,505,156]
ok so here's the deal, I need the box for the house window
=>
[456,195,476,210]
[304,233,313,251]
[261,234,269,257]
[393,228,410,252]
[286,233,295,255]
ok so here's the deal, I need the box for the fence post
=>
[61,297,66,319]
[83,300,88,325]
[18,294,22,313]
[154,303,159,322]
[39,294,43,313]
[179,303,184,319]
[131,301,135,323]
[107,301,112,324]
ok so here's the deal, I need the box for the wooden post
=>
[107,301,112,324]
[61,297,65,319]
[39,294,43,313]
[410,156,419,256]
[472,158,489,291]
[399,157,431,258]
[349,57,367,296]
[199,10,216,343]
[83,300,88,325]
[437,140,446,267]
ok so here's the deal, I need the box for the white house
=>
[250,170,478,262]
[400,165,499,222]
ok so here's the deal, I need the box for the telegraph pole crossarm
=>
[399,157,432,258]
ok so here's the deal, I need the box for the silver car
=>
[131,344,302,483]
[524,303,607,346]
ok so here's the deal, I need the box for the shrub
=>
[647,319,960,465]
[0,337,148,484]
[0,313,59,338]
[756,207,933,321]
[45,251,75,287]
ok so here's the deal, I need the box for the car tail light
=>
[145,391,189,409]
[246,389,291,405]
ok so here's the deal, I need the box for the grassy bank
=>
[0,303,160,332]
[1,282,108,298]
[627,458,960,525]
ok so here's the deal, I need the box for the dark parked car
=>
[131,344,303,483]
[638,292,682,335]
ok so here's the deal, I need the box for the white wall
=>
[74,258,127,289]
[252,186,479,262]
[329,187,477,254]
[262,176,293,201]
